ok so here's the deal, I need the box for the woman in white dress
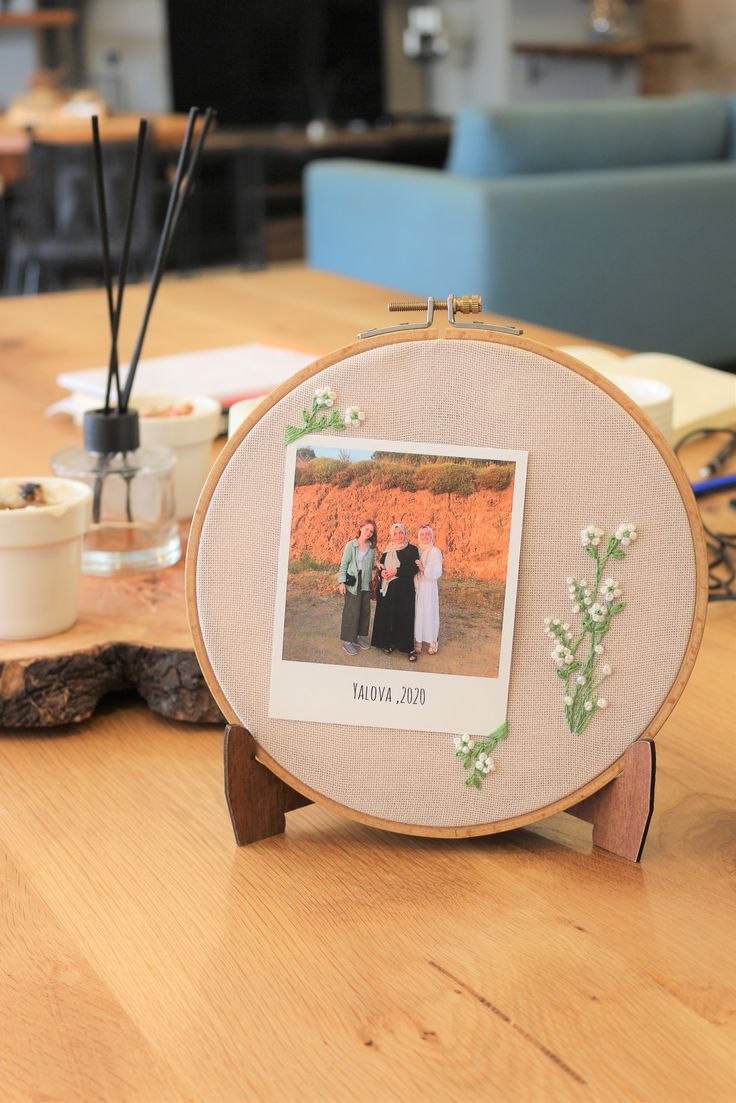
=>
[414,525,443,657]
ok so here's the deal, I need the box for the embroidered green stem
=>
[453,721,509,790]
[285,395,346,445]
[545,524,639,736]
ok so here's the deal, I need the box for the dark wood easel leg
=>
[224,724,312,845]
[568,738,656,862]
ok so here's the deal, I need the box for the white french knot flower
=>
[580,525,604,548]
[615,522,639,546]
[343,405,365,426]
[454,734,475,752]
[600,577,621,603]
[314,386,336,409]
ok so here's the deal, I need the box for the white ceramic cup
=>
[608,375,674,441]
[0,477,92,640]
[135,395,221,520]
[227,397,264,438]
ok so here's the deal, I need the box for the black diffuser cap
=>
[83,408,140,454]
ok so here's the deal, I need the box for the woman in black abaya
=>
[371,523,420,661]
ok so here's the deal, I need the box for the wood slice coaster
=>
[0,539,222,728]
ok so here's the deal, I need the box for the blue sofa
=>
[306,94,736,364]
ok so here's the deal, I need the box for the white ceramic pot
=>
[0,477,92,639]
[135,395,221,520]
[608,375,674,441]
[227,396,263,438]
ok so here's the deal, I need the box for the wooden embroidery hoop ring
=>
[186,326,708,858]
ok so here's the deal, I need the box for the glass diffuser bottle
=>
[52,407,180,576]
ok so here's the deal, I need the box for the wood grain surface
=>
[1,269,735,1102]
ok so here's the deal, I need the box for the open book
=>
[559,347,736,437]
[52,343,316,430]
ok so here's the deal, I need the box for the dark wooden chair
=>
[4,132,157,295]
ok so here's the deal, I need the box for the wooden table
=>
[0,113,203,186]
[1,269,735,1102]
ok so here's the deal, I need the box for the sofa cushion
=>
[448,93,731,178]
[727,95,736,159]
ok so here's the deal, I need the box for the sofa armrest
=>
[306,159,736,363]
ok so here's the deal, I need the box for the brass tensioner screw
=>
[388,294,483,314]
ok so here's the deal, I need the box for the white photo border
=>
[268,436,528,736]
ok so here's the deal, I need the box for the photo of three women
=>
[338,521,443,663]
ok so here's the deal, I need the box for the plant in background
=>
[544,523,639,735]
[453,722,508,789]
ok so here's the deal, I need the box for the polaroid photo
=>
[269,436,528,736]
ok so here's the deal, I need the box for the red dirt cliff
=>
[289,482,514,581]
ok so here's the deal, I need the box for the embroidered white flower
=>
[343,405,365,426]
[600,577,621,603]
[551,643,574,667]
[580,525,604,548]
[313,386,336,409]
[544,524,640,736]
[615,523,639,546]
[475,752,495,774]
[453,722,508,789]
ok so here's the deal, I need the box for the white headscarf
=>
[381,523,408,596]
[417,524,434,566]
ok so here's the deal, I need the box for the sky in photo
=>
[311,446,375,462]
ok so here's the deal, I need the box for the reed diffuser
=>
[52,107,214,575]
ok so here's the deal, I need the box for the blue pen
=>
[691,474,736,497]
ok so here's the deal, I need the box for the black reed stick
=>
[90,115,119,414]
[161,107,215,273]
[102,117,148,412]
[119,107,200,412]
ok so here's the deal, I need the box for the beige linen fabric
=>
[196,339,696,828]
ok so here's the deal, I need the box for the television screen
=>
[167,0,384,125]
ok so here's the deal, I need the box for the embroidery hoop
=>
[186,320,707,855]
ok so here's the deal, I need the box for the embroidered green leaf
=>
[285,393,348,446]
[609,601,626,614]
[609,547,625,559]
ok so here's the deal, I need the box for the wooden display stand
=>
[224,724,656,862]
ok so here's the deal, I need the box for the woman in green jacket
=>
[338,520,377,656]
